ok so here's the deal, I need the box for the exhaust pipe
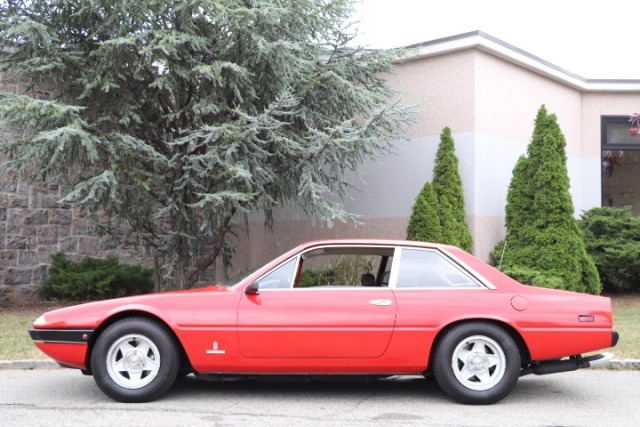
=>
[521,353,612,376]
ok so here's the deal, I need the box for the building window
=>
[601,116,640,214]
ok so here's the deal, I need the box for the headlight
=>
[33,314,47,327]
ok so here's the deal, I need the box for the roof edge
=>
[399,31,640,92]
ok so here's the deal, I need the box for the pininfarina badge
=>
[206,341,225,355]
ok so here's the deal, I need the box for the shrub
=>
[298,255,375,287]
[432,127,473,252]
[407,128,472,249]
[495,105,600,294]
[579,206,640,293]
[407,181,442,242]
[500,266,565,289]
[298,269,336,287]
[39,253,154,301]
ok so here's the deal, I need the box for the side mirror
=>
[245,281,260,295]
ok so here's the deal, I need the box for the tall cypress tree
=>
[432,127,473,252]
[407,181,442,242]
[499,106,600,294]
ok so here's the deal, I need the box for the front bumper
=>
[29,329,93,344]
[29,329,94,370]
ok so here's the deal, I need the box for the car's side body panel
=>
[390,289,513,368]
[237,288,396,358]
[508,291,614,360]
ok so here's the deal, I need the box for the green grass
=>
[1,295,639,361]
[609,294,640,360]
[0,303,66,360]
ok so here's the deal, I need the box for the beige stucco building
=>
[235,31,640,272]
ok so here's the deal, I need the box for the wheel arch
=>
[85,310,193,375]
[428,318,531,370]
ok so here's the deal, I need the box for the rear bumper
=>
[521,330,619,377]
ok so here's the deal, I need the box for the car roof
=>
[298,238,458,251]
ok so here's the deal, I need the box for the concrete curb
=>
[2,359,639,371]
[594,359,640,370]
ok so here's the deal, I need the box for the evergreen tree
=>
[432,127,473,252]
[406,181,442,242]
[498,106,600,294]
[0,0,414,289]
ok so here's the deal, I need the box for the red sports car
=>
[29,239,618,404]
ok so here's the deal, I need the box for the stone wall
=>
[1,180,69,302]
[0,66,150,306]
[0,177,152,305]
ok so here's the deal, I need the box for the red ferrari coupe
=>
[29,239,618,404]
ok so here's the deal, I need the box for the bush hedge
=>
[39,253,154,301]
[579,206,640,293]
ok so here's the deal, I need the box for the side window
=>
[255,258,297,289]
[298,253,386,287]
[396,249,481,288]
[296,250,393,288]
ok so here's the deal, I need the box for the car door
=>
[237,253,397,359]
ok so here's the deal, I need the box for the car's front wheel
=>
[432,322,521,404]
[90,317,180,403]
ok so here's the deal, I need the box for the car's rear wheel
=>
[432,322,520,405]
[90,317,180,403]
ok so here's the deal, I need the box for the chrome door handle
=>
[369,299,392,306]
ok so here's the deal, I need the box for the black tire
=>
[90,317,180,403]
[431,322,521,405]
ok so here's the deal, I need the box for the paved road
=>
[1,369,639,426]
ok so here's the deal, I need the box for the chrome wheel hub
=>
[469,352,489,371]
[124,351,145,371]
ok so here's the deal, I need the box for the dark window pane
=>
[602,116,640,215]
